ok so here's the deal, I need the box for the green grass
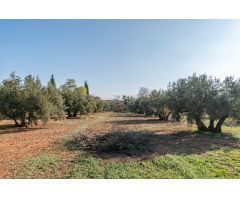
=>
[15,113,240,179]
[67,149,240,179]
[17,149,240,179]
[64,120,240,179]
[222,126,240,139]
[16,155,61,178]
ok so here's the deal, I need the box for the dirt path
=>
[0,116,101,178]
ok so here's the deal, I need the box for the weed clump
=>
[76,132,154,157]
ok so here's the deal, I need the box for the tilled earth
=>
[0,118,85,178]
[1,112,240,178]
[0,113,187,178]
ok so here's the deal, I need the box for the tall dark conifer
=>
[84,80,89,95]
[50,74,56,88]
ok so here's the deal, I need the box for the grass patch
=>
[68,149,240,179]
[69,155,104,178]
[222,126,240,139]
[16,155,61,178]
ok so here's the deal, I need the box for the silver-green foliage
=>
[168,74,240,132]
[0,72,65,126]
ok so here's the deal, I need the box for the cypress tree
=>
[84,80,89,96]
[50,74,56,88]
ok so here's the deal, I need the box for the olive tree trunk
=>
[213,116,227,133]
[165,112,171,121]
[195,119,208,131]
[10,116,20,127]
[208,119,215,132]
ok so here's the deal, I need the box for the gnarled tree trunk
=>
[159,112,171,121]
[67,110,72,117]
[73,111,78,117]
[9,116,20,127]
[195,119,208,131]
[165,112,171,121]
[213,115,227,133]
[208,119,215,132]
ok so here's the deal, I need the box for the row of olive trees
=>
[122,87,170,120]
[168,74,240,132]
[0,72,106,127]
[0,72,65,127]
[122,74,240,133]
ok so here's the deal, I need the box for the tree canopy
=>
[0,72,59,126]
[122,74,240,133]
[0,72,106,126]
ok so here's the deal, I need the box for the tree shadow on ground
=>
[64,130,240,160]
[107,119,167,125]
[66,117,82,120]
[111,113,145,118]
[0,124,46,135]
[66,116,89,120]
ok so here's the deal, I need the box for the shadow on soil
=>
[66,117,86,120]
[108,119,166,125]
[64,129,240,160]
[0,124,46,135]
[111,113,145,118]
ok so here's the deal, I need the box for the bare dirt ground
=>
[1,112,240,178]
[0,113,185,177]
[0,118,84,178]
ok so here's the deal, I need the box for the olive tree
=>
[122,89,171,120]
[137,87,151,115]
[206,76,240,132]
[122,95,136,112]
[168,74,240,132]
[0,72,23,126]
[60,79,88,117]
[85,95,97,114]
[149,89,171,120]
[46,79,65,120]
[0,73,52,126]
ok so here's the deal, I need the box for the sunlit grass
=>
[68,149,240,179]
[16,155,61,178]
[222,126,240,139]
[18,148,240,179]
[15,113,240,179]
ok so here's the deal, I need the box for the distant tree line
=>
[0,72,108,127]
[122,74,240,133]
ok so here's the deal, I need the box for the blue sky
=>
[1,20,240,99]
